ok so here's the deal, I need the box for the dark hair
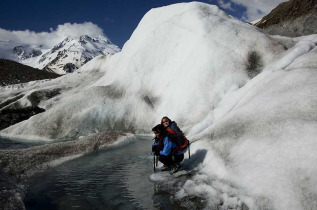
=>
[161,116,171,125]
[152,124,167,136]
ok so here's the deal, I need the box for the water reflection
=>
[24,136,207,210]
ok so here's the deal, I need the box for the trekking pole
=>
[188,142,191,159]
[153,155,156,172]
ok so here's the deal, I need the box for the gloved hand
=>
[152,145,158,152]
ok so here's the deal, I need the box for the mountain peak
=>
[0,34,120,75]
[77,35,112,45]
[35,34,120,74]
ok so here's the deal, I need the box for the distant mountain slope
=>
[36,35,120,74]
[255,0,317,37]
[0,59,60,86]
[0,41,46,65]
[0,35,120,75]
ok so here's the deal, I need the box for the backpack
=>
[166,128,190,157]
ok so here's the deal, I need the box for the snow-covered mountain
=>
[1,2,317,210]
[12,45,43,60]
[0,35,120,74]
[35,35,120,74]
[0,40,45,62]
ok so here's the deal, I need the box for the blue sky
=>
[0,0,285,48]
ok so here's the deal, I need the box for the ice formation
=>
[1,2,316,209]
[1,2,285,140]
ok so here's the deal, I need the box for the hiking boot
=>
[161,165,170,171]
[171,165,180,174]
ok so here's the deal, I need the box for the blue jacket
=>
[153,136,184,156]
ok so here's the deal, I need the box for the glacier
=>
[0,2,316,209]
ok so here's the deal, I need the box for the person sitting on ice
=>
[152,124,184,173]
[161,116,189,147]
[161,116,183,134]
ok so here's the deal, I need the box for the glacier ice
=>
[0,2,317,209]
[1,2,286,140]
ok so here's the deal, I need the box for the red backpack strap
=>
[180,139,189,150]
[171,138,190,154]
[166,128,177,135]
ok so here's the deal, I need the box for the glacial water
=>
[0,136,43,150]
[23,135,189,210]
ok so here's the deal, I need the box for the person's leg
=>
[173,153,184,165]
[159,155,173,167]
[171,154,184,173]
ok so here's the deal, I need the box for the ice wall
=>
[176,35,317,209]
[0,2,285,140]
